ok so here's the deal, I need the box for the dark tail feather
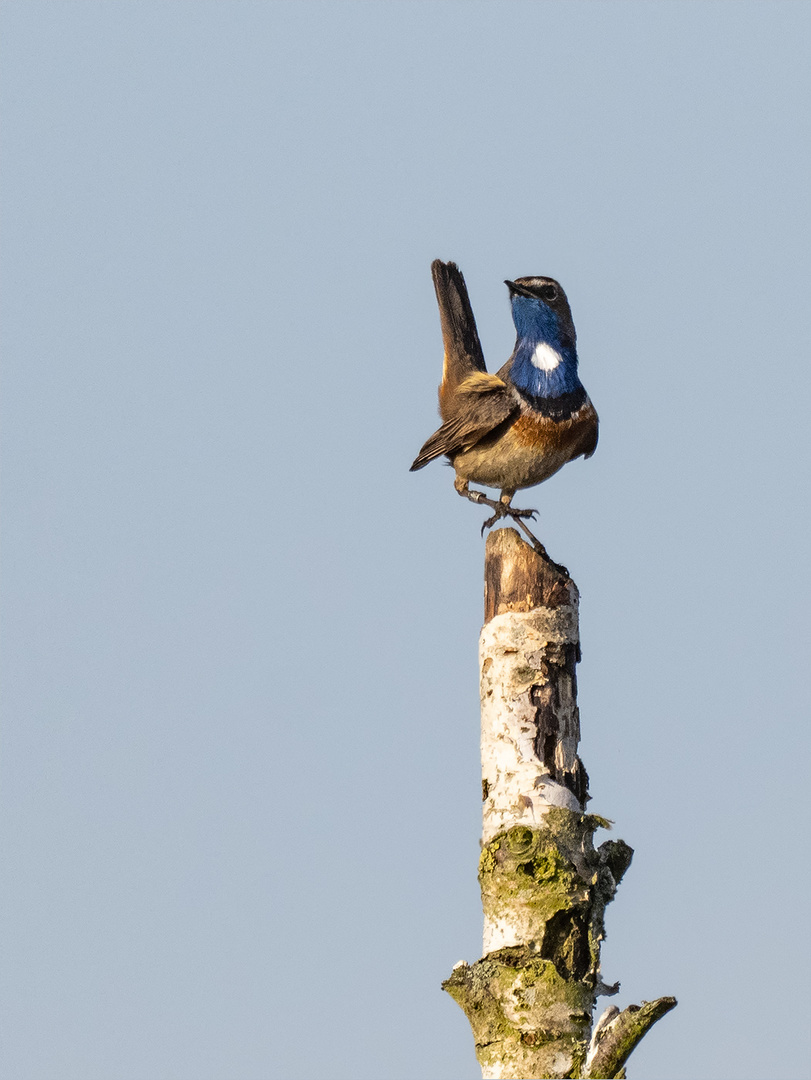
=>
[431,260,487,412]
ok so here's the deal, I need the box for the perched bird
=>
[410,260,598,532]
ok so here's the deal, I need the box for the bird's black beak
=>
[504,279,537,300]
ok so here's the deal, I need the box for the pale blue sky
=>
[2,3,810,1078]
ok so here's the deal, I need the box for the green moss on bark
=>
[446,810,659,1076]
[443,949,593,1079]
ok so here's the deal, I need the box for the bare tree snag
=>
[443,528,675,1079]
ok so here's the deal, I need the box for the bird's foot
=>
[480,509,537,534]
[506,505,538,522]
[479,499,538,535]
[455,481,566,571]
[455,481,549,546]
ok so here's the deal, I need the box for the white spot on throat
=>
[529,341,563,372]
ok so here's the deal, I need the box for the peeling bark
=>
[443,528,675,1078]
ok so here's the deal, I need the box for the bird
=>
[410,260,598,536]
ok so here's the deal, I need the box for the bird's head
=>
[505,276,582,399]
[505,277,576,350]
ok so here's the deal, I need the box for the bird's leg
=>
[454,479,539,534]
[453,479,565,571]
[454,476,504,517]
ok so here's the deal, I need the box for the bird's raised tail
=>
[431,260,487,418]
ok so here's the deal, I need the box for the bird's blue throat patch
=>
[508,296,583,409]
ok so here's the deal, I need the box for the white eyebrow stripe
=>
[529,342,563,371]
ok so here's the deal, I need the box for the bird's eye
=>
[539,285,558,301]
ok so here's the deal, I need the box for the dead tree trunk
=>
[443,528,675,1079]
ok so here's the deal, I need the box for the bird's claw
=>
[480,503,539,535]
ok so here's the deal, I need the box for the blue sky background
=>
[2,3,810,1078]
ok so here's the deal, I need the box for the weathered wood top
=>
[484,527,574,621]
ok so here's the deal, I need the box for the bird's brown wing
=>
[410,372,517,471]
[431,260,488,419]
